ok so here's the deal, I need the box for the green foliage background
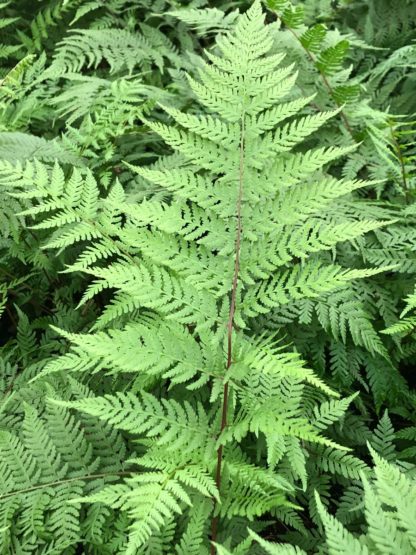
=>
[0,0,415,553]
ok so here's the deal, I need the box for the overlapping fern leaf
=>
[0,381,127,554]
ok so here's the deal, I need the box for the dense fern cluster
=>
[0,0,415,553]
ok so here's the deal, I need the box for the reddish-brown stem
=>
[210,117,245,554]
[389,122,409,203]
[0,471,133,501]
[319,71,354,137]
[5,305,17,327]
[277,16,355,139]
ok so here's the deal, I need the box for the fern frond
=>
[249,530,307,554]
[50,29,164,75]
[53,392,214,455]
[168,8,239,35]
[315,492,369,554]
